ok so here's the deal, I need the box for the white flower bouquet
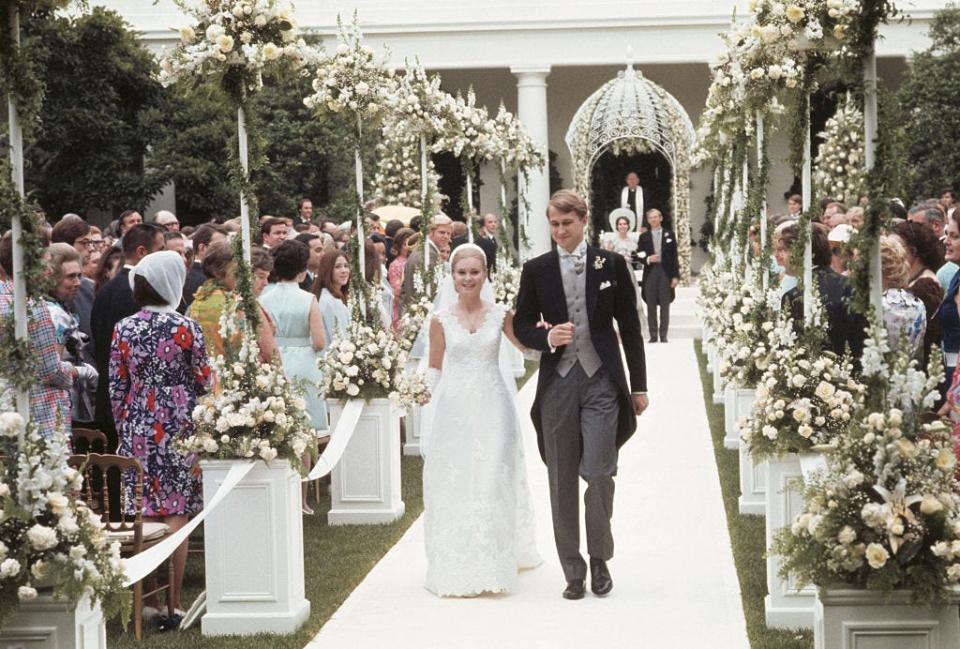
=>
[179,300,318,473]
[321,320,426,408]
[814,94,866,205]
[773,408,960,602]
[303,15,395,125]
[491,102,545,172]
[0,413,128,625]
[715,282,782,388]
[490,264,522,311]
[158,0,319,97]
[742,316,866,460]
[433,88,497,163]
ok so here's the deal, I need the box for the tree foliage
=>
[22,7,166,219]
[899,4,960,200]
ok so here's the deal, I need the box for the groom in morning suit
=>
[513,190,648,600]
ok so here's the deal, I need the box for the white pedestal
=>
[402,404,422,457]
[327,398,405,525]
[725,387,755,450]
[0,592,106,648]
[712,359,725,404]
[815,588,960,649]
[738,444,766,516]
[200,459,310,636]
[765,453,815,629]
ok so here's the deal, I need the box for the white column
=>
[511,66,551,258]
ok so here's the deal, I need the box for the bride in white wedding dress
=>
[421,244,541,597]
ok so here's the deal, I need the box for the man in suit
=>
[90,223,165,446]
[295,232,324,292]
[514,189,648,600]
[637,208,680,343]
[476,213,499,273]
[399,214,452,311]
[620,171,648,230]
[183,223,227,308]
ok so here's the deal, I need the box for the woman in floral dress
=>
[109,251,211,615]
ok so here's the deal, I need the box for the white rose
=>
[948,564,960,582]
[346,384,360,397]
[0,557,20,578]
[791,374,806,388]
[837,526,856,545]
[254,14,267,27]
[346,366,359,377]
[921,495,944,515]
[262,42,281,61]
[865,543,889,569]
[27,524,58,551]
[179,26,195,43]
[57,513,79,536]
[203,438,219,453]
[0,412,24,436]
[205,24,225,42]
[217,34,235,53]
[259,447,278,462]
[18,586,37,600]
[46,491,68,515]
[69,545,87,561]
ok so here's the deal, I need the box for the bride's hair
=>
[450,244,487,273]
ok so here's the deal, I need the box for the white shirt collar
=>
[558,240,587,259]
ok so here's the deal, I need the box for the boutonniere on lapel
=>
[665,235,673,244]
[593,256,606,270]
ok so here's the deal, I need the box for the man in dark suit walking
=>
[637,208,679,343]
[90,223,165,447]
[514,190,648,600]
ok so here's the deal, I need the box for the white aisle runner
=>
[305,340,748,649]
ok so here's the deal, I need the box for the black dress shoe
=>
[648,337,658,343]
[562,579,586,600]
[590,559,613,596]
[660,337,669,343]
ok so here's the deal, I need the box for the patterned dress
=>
[109,309,211,517]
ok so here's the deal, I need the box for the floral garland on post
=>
[491,102,545,259]
[0,412,128,624]
[160,0,319,248]
[813,94,866,205]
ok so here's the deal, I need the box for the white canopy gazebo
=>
[565,59,695,282]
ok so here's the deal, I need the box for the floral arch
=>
[565,63,695,282]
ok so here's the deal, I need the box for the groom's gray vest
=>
[557,254,602,378]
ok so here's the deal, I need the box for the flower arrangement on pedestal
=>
[773,320,956,602]
[178,297,318,472]
[321,322,427,408]
[491,263,522,311]
[0,413,128,625]
[715,282,782,388]
[814,94,866,205]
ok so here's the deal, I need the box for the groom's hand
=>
[632,393,649,416]
[547,322,575,348]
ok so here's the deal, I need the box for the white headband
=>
[449,243,487,270]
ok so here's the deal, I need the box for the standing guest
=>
[260,217,288,249]
[773,221,799,297]
[786,193,803,218]
[637,208,679,343]
[314,249,352,346]
[388,228,417,327]
[51,218,97,351]
[941,189,957,218]
[110,251,211,617]
[295,233,324,292]
[822,202,848,229]
[153,210,180,232]
[117,209,143,238]
[296,198,314,226]
[828,224,857,276]
[892,220,944,368]
[938,212,960,387]
[880,236,927,360]
[260,241,327,514]
[400,214,453,310]
[94,247,124,293]
[439,244,451,264]
[383,218,404,266]
[91,223,165,442]
[846,206,865,229]
[0,235,75,439]
[476,213,499,272]
[364,239,392,328]
[620,171,647,228]
[83,249,101,282]
[783,223,866,360]
[183,223,227,308]
[165,232,188,267]
[45,244,98,426]
[449,220,469,251]
[186,242,278,364]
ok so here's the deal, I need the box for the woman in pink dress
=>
[388,228,418,328]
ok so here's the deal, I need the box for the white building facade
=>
[96,0,942,265]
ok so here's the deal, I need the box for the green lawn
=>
[108,362,540,647]
[694,340,812,649]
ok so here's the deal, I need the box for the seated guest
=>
[782,223,866,359]
[186,242,278,364]
[892,220,944,368]
[880,236,926,360]
[109,251,211,615]
[313,249,352,346]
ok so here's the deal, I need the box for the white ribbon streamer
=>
[121,461,255,587]
[302,399,364,482]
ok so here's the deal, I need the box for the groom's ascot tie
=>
[557,241,602,378]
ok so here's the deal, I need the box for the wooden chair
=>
[71,427,108,454]
[68,454,175,640]
[308,433,332,504]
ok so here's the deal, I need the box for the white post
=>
[8,5,28,436]
[355,147,366,283]
[757,111,768,291]
[518,169,527,263]
[420,133,431,269]
[863,50,883,312]
[237,106,251,263]
[466,170,475,243]
[802,96,813,324]
[742,156,750,277]
[511,66,551,258]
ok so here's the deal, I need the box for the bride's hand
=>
[419,392,432,406]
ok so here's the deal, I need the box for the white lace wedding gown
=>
[423,302,542,596]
